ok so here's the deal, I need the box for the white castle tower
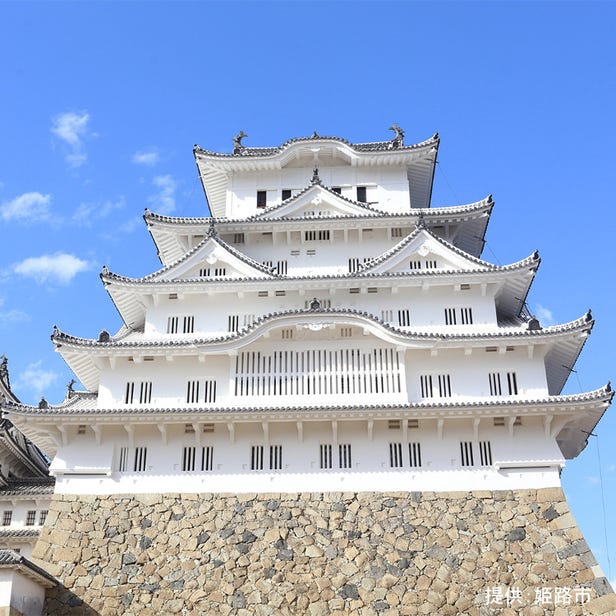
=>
[3,128,614,615]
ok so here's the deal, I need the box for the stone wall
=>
[32,489,615,615]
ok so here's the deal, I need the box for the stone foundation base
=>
[33,488,614,615]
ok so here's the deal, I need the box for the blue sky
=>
[1,0,615,585]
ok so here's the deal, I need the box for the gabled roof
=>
[50,309,592,394]
[5,386,611,461]
[253,181,385,219]
[0,549,57,587]
[145,196,494,266]
[101,227,279,329]
[194,130,439,217]
[0,357,50,478]
[98,245,537,336]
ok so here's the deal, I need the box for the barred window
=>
[460,441,474,467]
[133,447,147,472]
[251,445,264,471]
[389,442,403,468]
[409,442,422,468]
[339,443,352,469]
[26,511,36,526]
[2,511,12,526]
[320,444,333,469]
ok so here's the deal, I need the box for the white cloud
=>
[15,361,59,394]
[72,197,125,226]
[534,304,555,326]
[148,174,176,215]
[586,476,600,486]
[132,149,160,166]
[0,308,29,327]
[0,192,51,222]
[51,111,92,167]
[13,252,90,285]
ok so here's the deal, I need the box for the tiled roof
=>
[194,132,439,159]
[0,549,57,586]
[102,229,279,285]
[143,196,493,226]
[1,477,55,496]
[0,529,40,539]
[50,308,593,349]
[4,385,612,418]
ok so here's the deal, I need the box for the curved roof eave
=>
[5,385,612,419]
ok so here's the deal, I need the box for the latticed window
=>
[125,382,152,404]
[389,442,403,468]
[251,445,264,471]
[39,510,48,525]
[339,444,352,468]
[133,447,147,472]
[460,441,474,467]
[26,511,36,526]
[2,511,12,526]
[420,374,451,398]
[234,348,403,397]
[479,441,493,466]
[409,442,422,468]
[319,444,333,469]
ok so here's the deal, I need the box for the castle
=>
[1,127,614,614]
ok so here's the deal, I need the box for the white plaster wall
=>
[0,500,49,531]
[51,418,564,495]
[228,166,410,218]
[5,570,45,616]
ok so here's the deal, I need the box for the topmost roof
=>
[193,127,439,159]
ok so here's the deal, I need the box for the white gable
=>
[150,236,274,282]
[257,184,379,220]
[361,229,488,275]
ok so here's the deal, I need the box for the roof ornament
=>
[311,167,321,185]
[527,318,542,331]
[207,217,217,237]
[416,210,426,229]
[388,124,405,149]
[0,356,8,386]
[233,131,248,155]
[312,131,320,139]
[585,309,593,322]
[98,329,110,343]
[309,297,321,311]
[38,397,49,409]
[67,379,76,398]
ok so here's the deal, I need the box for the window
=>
[233,233,245,244]
[257,190,267,208]
[251,445,264,471]
[200,446,213,471]
[186,380,200,403]
[26,511,36,526]
[339,443,352,469]
[168,315,195,334]
[332,187,342,194]
[398,309,411,327]
[2,511,12,526]
[320,444,333,469]
[270,445,283,470]
[389,442,403,468]
[444,308,457,325]
[203,380,217,403]
[381,309,393,323]
[410,260,422,270]
[420,374,451,398]
[167,316,179,333]
[228,315,240,332]
[118,446,129,472]
[305,230,330,241]
[340,327,353,338]
[489,372,518,396]
[282,189,292,200]
[39,510,48,525]
[391,227,404,238]
[388,420,400,430]
[281,328,294,340]
[460,441,474,467]
[182,446,197,471]
[409,442,422,468]
[304,299,331,309]
[199,267,227,277]
[356,186,367,203]
[348,257,372,273]
[125,382,152,404]
[460,308,473,325]
[134,447,147,472]
[479,441,492,466]
[77,425,86,435]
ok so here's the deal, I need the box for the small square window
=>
[257,190,267,208]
